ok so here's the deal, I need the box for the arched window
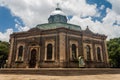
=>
[18,46,23,61]
[72,44,77,59]
[97,47,102,61]
[86,45,91,61]
[47,44,52,60]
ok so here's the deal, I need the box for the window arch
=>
[47,44,52,60]
[86,45,91,60]
[72,44,77,59]
[18,46,23,61]
[97,47,102,61]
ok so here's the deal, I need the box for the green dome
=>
[36,6,81,31]
[48,7,67,23]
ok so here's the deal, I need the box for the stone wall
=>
[7,27,109,68]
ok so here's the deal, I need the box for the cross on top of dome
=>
[56,3,61,10]
[57,3,59,8]
[50,3,65,16]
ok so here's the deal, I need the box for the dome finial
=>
[48,3,67,23]
[56,3,61,10]
[57,3,59,8]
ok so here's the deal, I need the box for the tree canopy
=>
[107,38,120,68]
[0,41,9,68]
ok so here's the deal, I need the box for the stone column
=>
[25,46,30,68]
[104,40,109,64]
[7,37,14,68]
[36,47,40,68]
[59,32,66,67]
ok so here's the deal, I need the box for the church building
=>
[7,6,109,68]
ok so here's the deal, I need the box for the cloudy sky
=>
[0,0,120,42]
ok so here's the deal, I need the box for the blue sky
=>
[0,0,120,41]
[0,7,24,32]
[0,0,111,32]
[0,7,15,32]
[86,0,112,22]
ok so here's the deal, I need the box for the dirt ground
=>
[0,74,120,80]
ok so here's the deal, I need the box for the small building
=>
[7,7,109,68]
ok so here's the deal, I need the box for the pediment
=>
[83,26,94,35]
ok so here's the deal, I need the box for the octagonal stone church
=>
[7,6,109,68]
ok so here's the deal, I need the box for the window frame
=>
[44,40,55,61]
[72,44,77,60]
[97,47,102,62]
[47,43,53,60]
[70,40,78,61]
[18,46,23,61]
[15,44,25,62]
[86,45,91,61]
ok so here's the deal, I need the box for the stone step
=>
[0,68,120,75]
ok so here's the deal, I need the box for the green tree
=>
[0,41,9,68]
[107,38,120,68]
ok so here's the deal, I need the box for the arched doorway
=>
[29,49,37,68]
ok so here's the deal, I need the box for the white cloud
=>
[107,0,120,14]
[15,23,30,31]
[0,0,56,28]
[61,0,97,17]
[0,0,97,28]
[0,0,120,41]
[68,8,120,39]
[0,29,13,42]
[100,5,105,10]
[103,8,120,25]
[14,19,30,31]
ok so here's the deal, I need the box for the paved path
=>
[0,68,120,80]
[0,74,120,80]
